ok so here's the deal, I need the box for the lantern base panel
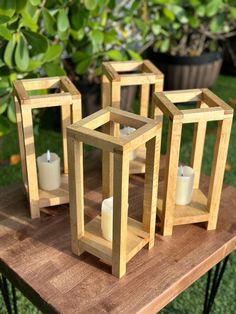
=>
[157,185,209,225]
[78,215,149,265]
[24,173,69,208]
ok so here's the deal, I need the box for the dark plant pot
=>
[222,36,236,76]
[74,80,101,117]
[75,80,137,117]
[146,51,223,90]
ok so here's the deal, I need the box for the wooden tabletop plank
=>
[0,159,235,314]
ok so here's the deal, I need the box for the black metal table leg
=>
[0,275,17,314]
[203,255,230,314]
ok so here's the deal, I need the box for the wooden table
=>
[0,160,235,313]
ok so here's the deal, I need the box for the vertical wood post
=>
[190,101,207,189]
[112,151,129,278]
[14,98,27,188]
[207,117,233,230]
[102,75,113,198]
[143,132,161,249]
[140,84,150,117]
[21,107,40,218]
[162,119,182,236]
[67,136,85,255]
[61,105,71,174]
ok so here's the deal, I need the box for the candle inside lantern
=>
[101,196,113,241]
[37,150,61,191]
[175,165,194,205]
[120,126,136,160]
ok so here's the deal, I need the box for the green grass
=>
[0,75,236,313]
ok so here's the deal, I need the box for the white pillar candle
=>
[120,126,136,160]
[101,196,113,241]
[37,150,61,191]
[175,165,195,205]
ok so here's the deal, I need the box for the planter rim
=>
[152,51,222,65]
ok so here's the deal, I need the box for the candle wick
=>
[47,149,50,163]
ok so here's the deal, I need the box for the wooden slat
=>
[202,89,233,115]
[161,119,182,236]
[77,109,110,129]
[60,77,81,99]
[107,60,143,72]
[112,151,129,278]
[109,106,155,125]
[21,107,40,218]
[101,74,111,109]
[153,92,183,120]
[190,101,208,189]
[20,77,60,90]
[61,105,71,174]
[25,93,72,108]
[67,136,84,255]
[101,76,113,197]
[143,60,164,77]
[71,99,82,123]
[67,126,124,152]
[163,89,202,103]
[151,81,164,119]
[140,84,150,117]
[14,98,27,188]
[207,117,233,230]
[181,107,224,123]
[13,80,30,104]
[120,73,157,86]
[102,62,120,82]
[142,135,160,249]
[122,121,160,153]
[110,111,146,129]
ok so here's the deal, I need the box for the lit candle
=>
[101,196,113,241]
[37,150,61,191]
[175,165,194,205]
[120,126,136,160]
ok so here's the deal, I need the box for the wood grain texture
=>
[0,155,235,313]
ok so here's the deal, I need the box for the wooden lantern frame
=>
[67,106,161,278]
[102,60,164,174]
[13,76,81,219]
[153,88,233,236]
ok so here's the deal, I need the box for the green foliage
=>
[146,0,236,56]
[0,0,145,135]
[1,0,234,136]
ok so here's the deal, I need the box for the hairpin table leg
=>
[203,255,230,314]
[0,274,18,314]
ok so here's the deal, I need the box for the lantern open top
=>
[102,60,163,85]
[153,88,233,236]
[154,88,233,121]
[101,60,164,175]
[67,106,161,153]
[13,76,80,108]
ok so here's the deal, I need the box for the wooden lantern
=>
[67,106,162,278]
[153,89,233,236]
[102,60,164,174]
[13,76,81,219]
